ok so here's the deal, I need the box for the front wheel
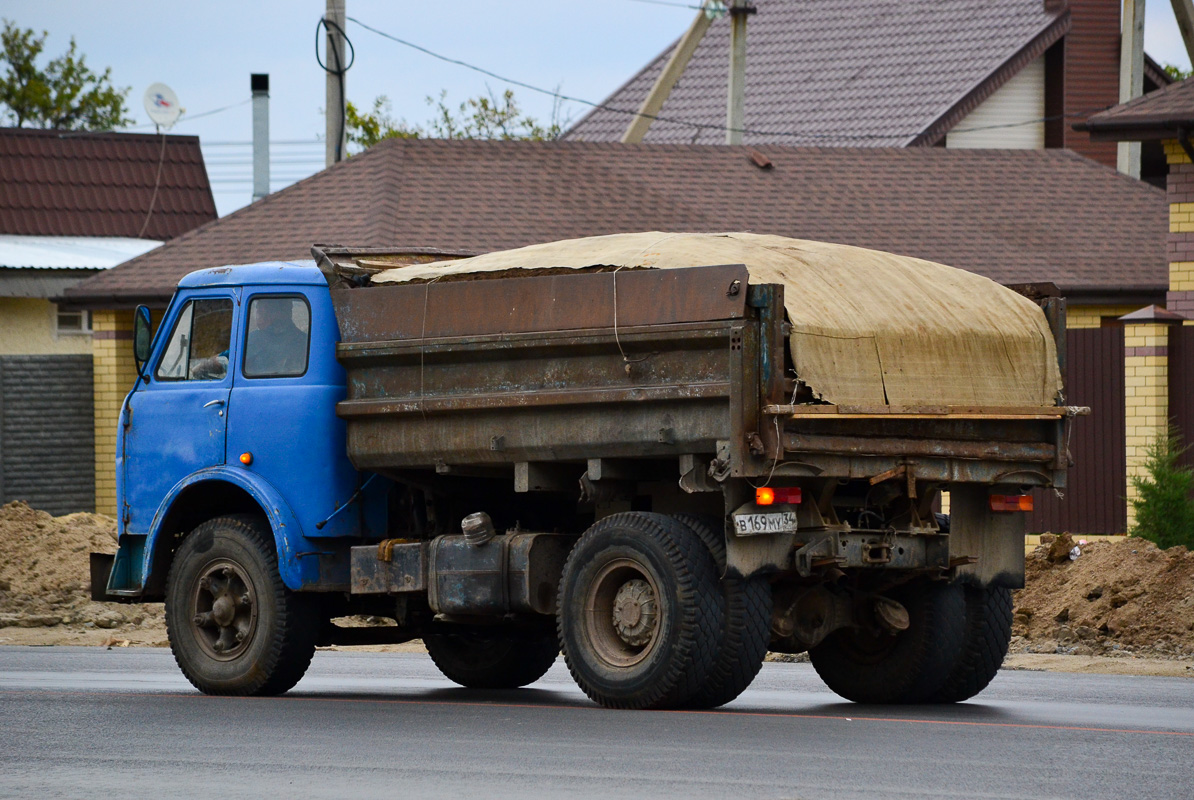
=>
[425,630,558,689]
[165,515,317,696]
[557,512,723,710]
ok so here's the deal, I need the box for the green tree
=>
[1130,426,1194,550]
[345,95,419,148]
[346,88,566,151]
[1162,63,1193,81]
[0,19,132,130]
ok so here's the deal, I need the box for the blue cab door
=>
[122,292,239,533]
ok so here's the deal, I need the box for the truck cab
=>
[105,262,381,600]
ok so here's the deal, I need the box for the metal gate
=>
[1028,327,1126,534]
[0,355,96,515]
[1170,325,1194,471]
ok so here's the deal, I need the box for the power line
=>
[202,139,325,147]
[627,0,704,8]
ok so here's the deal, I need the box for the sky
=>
[5,1,1192,217]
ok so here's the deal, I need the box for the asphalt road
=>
[1,646,1191,800]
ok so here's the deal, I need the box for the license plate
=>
[732,511,798,536]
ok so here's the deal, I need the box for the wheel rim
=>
[188,560,258,661]
[584,558,662,668]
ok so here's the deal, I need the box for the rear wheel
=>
[165,515,317,696]
[425,630,558,689]
[557,512,722,710]
[672,513,772,709]
[809,580,965,704]
[930,585,1013,703]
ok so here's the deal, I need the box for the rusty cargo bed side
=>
[333,265,756,472]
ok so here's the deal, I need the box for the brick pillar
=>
[1121,307,1185,528]
[91,309,137,518]
[1165,140,1194,324]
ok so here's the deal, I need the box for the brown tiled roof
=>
[565,0,1068,146]
[0,128,216,240]
[64,138,1166,306]
[1079,77,1194,139]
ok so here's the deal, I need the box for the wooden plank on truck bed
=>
[762,404,1090,420]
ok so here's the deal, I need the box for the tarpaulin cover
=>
[372,232,1062,407]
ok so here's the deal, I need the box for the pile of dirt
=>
[1012,533,1194,658]
[0,501,164,637]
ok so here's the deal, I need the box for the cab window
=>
[154,299,234,381]
[243,296,311,378]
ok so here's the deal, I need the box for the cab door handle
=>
[202,399,225,408]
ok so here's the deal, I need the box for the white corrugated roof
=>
[0,235,162,269]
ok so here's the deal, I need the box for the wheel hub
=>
[190,562,257,660]
[612,579,657,647]
[584,558,665,668]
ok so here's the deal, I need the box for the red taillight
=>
[756,487,801,505]
[990,494,1033,512]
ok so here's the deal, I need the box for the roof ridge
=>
[910,8,1070,146]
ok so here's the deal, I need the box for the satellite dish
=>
[143,83,182,130]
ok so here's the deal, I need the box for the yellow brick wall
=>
[1172,261,1194,292]
[92,310,138,517]
[1065,304,1141,329]
[1122,323,1170,529]
[1169,202,1194,233]
[1167,140,1194,324]
[1164,139,1191,165]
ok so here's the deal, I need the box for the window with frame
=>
[56,308,91,335]
[243,296,311,378]
[155,298,234,381]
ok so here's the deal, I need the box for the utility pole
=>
[725,1,754,145]
[1173,0,1194,65]
[251,74,270,202]
[325,0,347,167]
[1118,0,1145,178]
[622,2,718,144]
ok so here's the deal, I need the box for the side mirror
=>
[133,305,153,375]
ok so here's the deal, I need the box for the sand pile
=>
[1012,533,1194,658]
[0,501,164,635]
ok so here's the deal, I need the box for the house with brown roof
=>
[566,0,1173,184]
[0,128,215,513]
[1072,77,1194,525]
[62,137,1166,516]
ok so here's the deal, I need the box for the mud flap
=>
[947,484,1026,589]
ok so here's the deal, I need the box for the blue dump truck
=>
[92,232,1080,710]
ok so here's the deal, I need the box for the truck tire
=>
[930,585,1013,703]
[425,630,558,689]
[165,514,317,696]
[557,512,722,710]
[672,513,773,709]
[808,580,966,704]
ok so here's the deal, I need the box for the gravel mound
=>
[1012,533,1194,659]
[0,501,162,632]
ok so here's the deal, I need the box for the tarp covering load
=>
[372,232,1062,407]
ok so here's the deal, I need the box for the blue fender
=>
[141,467,322,591]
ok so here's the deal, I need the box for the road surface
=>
[1,646,1191,799]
